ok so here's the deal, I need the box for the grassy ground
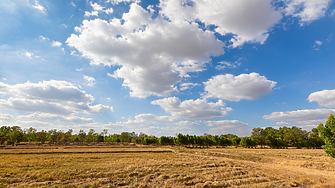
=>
[0,145,334,187]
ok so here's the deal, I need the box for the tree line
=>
[0,125,324,149]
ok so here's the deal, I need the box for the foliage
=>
[318,113,335,158]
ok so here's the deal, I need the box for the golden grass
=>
[0,145,334,187]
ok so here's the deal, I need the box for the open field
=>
[0,145,335,187]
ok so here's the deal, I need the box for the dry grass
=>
[0,145,334,187]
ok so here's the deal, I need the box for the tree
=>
[251,128,267,148]
[318,113,335,158]
[78,129,86,143]
[7,126,23,145]
[36,130,47,144]
[26,127,37,143]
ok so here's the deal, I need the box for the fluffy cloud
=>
[85,2,114,17]
[283,0,331,25]
[84,11,99,17]
[17,113,94,124]
[204,73,277,101]
[204,120,249,135]
[67,3,224,98]
[83,75,96,87]
[159,0,282,48]
[263,109,335,125]
[308,89,335,108]
[151,97,232,119]
[0,80,113,115]
[0,114,13,122]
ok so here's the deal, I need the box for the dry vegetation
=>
[0,144,334,188]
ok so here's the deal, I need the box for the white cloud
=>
[263,108,335,125]
[204,72,277,101]
[84,2,113,17]
[76,68,82,72]
[84,11,99,17]
[204,120,249,136]
[180,82,200,91]
[24,51,38,59]
[0,114,14,122]
[39,35,49,40]
[179,120,200,126]
[282,0,331,25]
[13,120,53,129]
[90,2,104,11]
[308,89,335,108]
[159,0,282,48]
[276,121,291,126]
[71,2,76,7]
[32,0,46,13]
[151,97,232,119]
[315,41,322,45]
[0,80,113,115]
[18,113,94,124]
[104,8,114,14]
[67,3,225,98]
[106,0,136,4]
[52,41,62,47]
[215,61,241,70]
[83,75,96,87]
[2,78,6,81]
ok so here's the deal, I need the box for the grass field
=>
[0,144,334,187]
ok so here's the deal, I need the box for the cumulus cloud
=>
[159,0,282,48]
[263,108,335,125]
[52,41,62,47]
[308,89,335,108]
[282,0,331,25]
[83,75,96,87]
[67,3,225,98]
[204,120,249,135]
[70,2,76,7]
[17,113,94,124]
[32,0,46,13]
[204,72,277,101]
[0,114,14,122]
[85,2,114,17]
[0,80,113,115]
[151,97,232,119]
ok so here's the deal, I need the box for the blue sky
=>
[1,0,335,136]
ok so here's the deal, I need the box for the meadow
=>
[0,144,334,188]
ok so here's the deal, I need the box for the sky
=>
[1,0,335,136]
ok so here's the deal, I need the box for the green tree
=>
[251,128,267,148]
[8,126,24,145]
[317,113,335,158]
[36,130,47,144]
[78,129,86,143]
[26,127,37,143]
[0,126,11,144]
